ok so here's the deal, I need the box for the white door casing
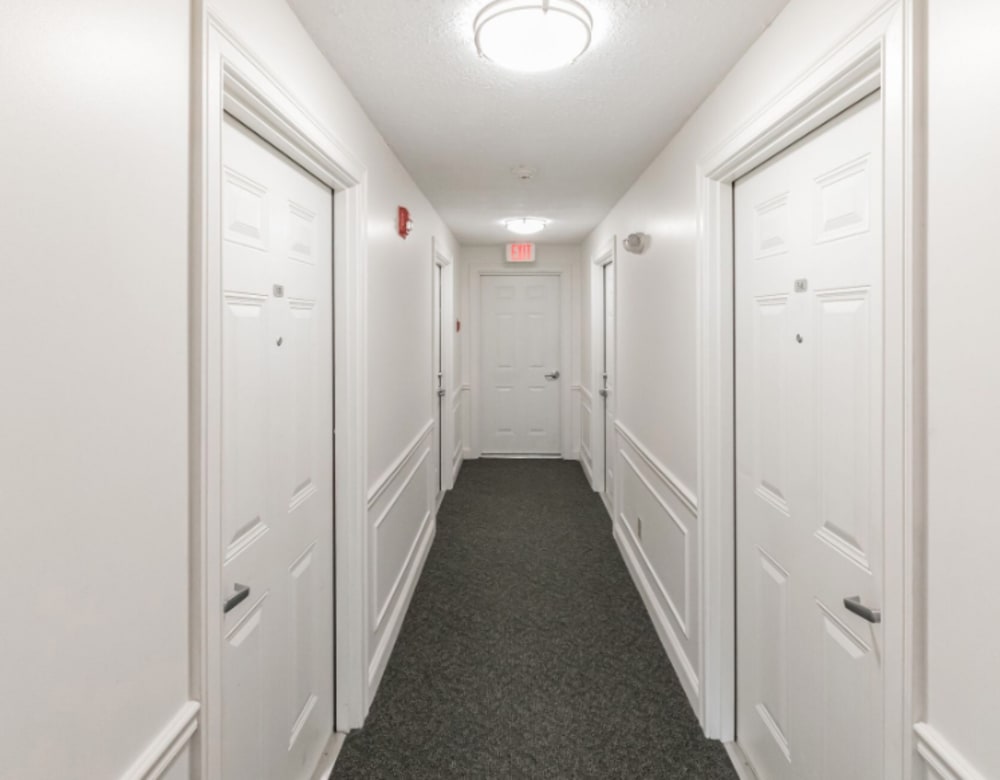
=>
[431,239,454,497]
[219,114,334,780]
[198,19,370,780]
[735,93,884,780]
[479,274,562,455]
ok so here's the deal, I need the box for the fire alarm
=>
[397,206,413,239]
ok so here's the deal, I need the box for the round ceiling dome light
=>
[474,0,593,73]
[504,217,549,235]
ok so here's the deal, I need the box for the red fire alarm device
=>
[397,206,413,239]
[505,243,535,263]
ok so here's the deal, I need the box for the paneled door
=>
[219,114,334,780]
[600,261,616,513]
[735,92,883,780]
[432,260,444,501]
[480,274,561,455]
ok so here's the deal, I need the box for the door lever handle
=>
[224,583,250,614]
[843,596,881,624]
[437,388,446,397]
[544,370,561,380]
[598,388,609,398]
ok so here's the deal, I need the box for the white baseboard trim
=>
[915,723,988,780]
[724,741,759,780]
[367,512,436,692]
[120,701,200,780]
[613,520,700,702]
[310,732,346,780]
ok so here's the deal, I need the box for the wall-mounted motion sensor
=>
[622,232,648,254]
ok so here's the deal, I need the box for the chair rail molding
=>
[119,702,199,780]
[914,724,988,780]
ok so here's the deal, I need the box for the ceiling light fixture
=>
[474,0,593,73]
[504,217,549,235]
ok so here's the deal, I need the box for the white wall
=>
[458,244,583,458]
[581,0,896,720]
[920,1,1000,777]
[0,1,192,776]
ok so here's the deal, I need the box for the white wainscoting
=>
[612,422,700,708]
[367,421,436,694]
[451,387,466,484]
[578,386,594,487]
[915,723,989,780]
[120,701,199,780]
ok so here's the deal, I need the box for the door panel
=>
[221,114,334,780]
[480,275,561,454]
[736,92,883,780]
[601,263,615,508]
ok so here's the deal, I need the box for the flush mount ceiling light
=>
[474,0,593,72]
[504,217,549,235]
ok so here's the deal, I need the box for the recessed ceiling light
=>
[504,217,549,235]
[474,1,593,73]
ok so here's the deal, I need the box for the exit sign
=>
[505,243,536,263]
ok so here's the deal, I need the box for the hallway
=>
[334,460,734,778]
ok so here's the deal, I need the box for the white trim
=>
[367,420,435,508]
[723,741,759,780]
[309,732,346,780]
[588,237,616,495]
[470,269,572,459]
[193,15,370,779]
[615,421,697,515]
[613,521,699,699]
[694,7,922,780]
[367,510,436,691]
[914,724,988,780]
[120,702,200,780]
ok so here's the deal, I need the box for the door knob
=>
[599,388,609,398]
[437,388,446,397]
[843,595,881,624]
[224,583,250,614]
[544,370,561,380]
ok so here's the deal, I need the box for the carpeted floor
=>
[333,459,737,779]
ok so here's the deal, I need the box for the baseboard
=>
[311,732,346,780]
[724,741,759,780]
[915,723,988,780]
[367,512,436,693]
[580,448,594,488]
[613,520,700,703]
[120,701,200,780]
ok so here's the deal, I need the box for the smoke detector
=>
[511,165,537,181]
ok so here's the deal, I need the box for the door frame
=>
[695,4,925,779]
[192,15,370,779]
[470,269,572,458]
[588,237,617,497]
[431,238,454,502]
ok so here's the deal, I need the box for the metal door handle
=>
[437,388,446,397]
[598,388,609,398]
[544,370,560,380]
[224,583,250,614]
[843,596,881,624]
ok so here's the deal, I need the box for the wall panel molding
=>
[915,723,988,780]
[615,421,697,514]
[119,702,199,780]
[367,420,434,509]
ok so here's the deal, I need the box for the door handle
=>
[437,388,446,397]
[224,583,250,614]
[843,595,881,624]
[598,388,609,398]
[544,370,561,380]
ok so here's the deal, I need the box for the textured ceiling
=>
[288,0,790,243]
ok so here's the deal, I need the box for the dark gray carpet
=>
[334,459,736,779]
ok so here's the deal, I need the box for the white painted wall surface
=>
[922,1,1000,776]
[580,0,895,719]
[0,2,192,776]
[458,244,583,457]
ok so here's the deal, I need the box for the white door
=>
[220,114,334,780]
[480,274,561,455]
[432,261,444,500]
[735,92,883,780]
[600,261,616,512]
